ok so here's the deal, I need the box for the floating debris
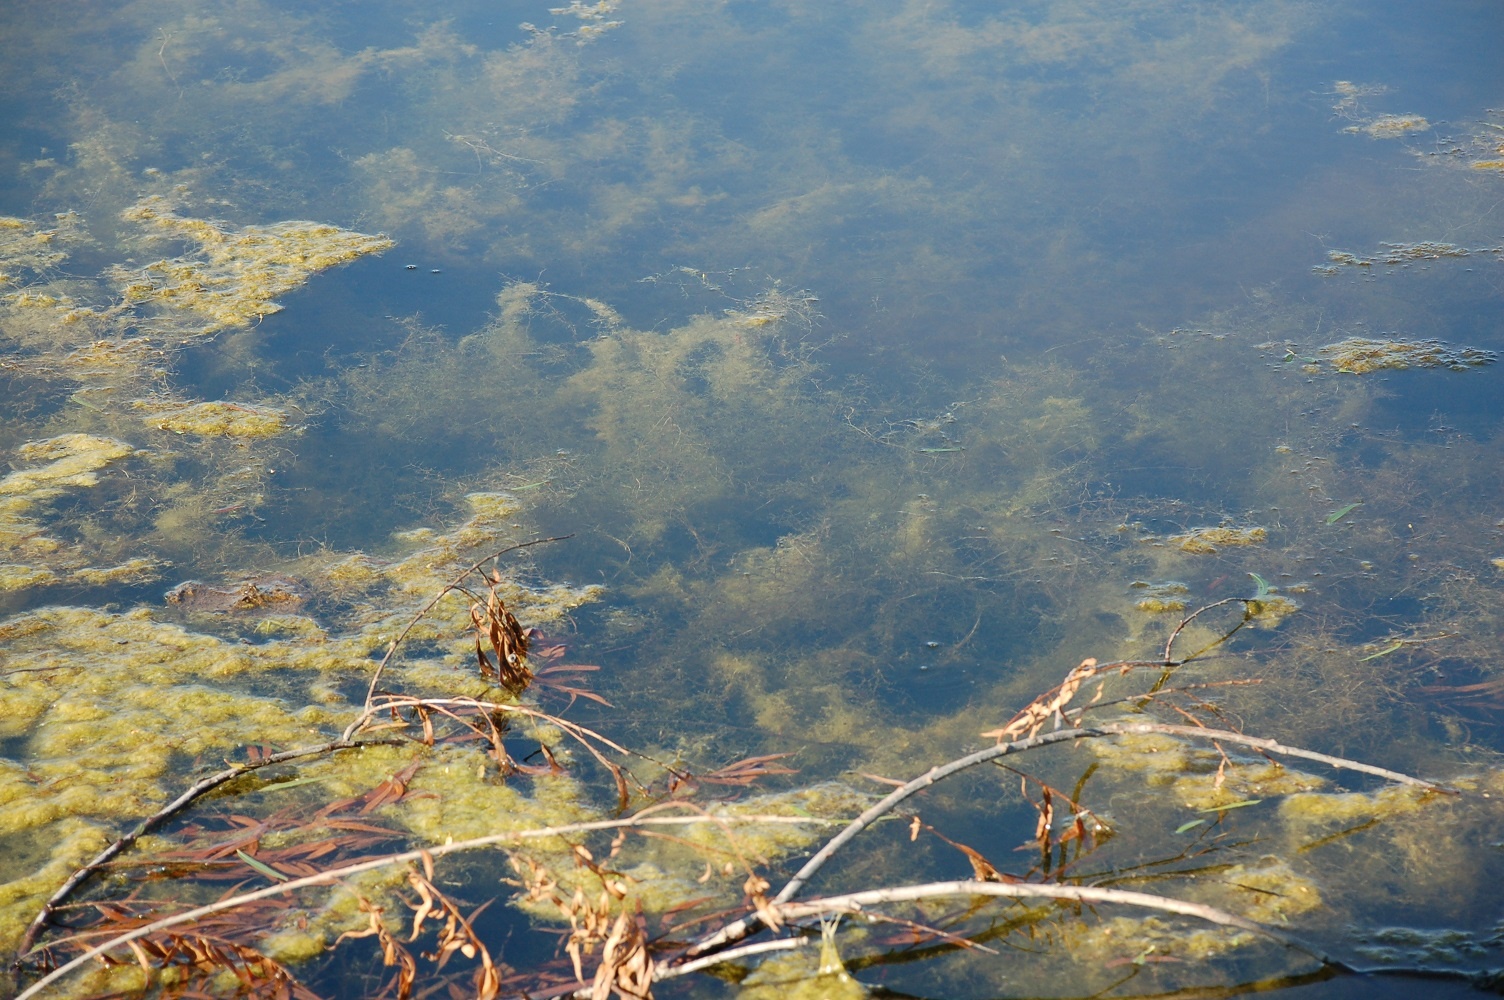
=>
[0,434,147,594]
[1415,107,1504,173]
[1326,502,1362,524]
[1164,526,1267,554]
[1330,82,1429,139]
[544,0,623,43]
[1247,592,1299,628]
[69,558,162,585]
[1129,580,1190,614]
[1313,241,1500,274]
[0,212,84,287]
[1348,113,1430,139]
[0,434,136,558]
[0,563,57,592]
[134,398,292,438]
[1318,338,1496,374]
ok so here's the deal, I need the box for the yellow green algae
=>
[0,459,874,979]
[1313,244,1502,276]
[0,212,83,288]
[1049,857,1322,969]
[736,930,868,1000]
[1279,784,1432,830]
[1130,580,1189,614]
[133,399,292,439]
[12,270,1497,993]
[1164,525,1268,554]
[1350,114,1430,139]
[107,196,395,335]
[0,196,389,445]
[1330,81,1429,139]
[1413,106,1504,174]
[0,482,607,954]
[0,433,138,589]
[1318,337,1497,374]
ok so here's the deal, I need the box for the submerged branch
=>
[13,737,399,964]
[1098,723,1455,792]
[683,720,1448,961]
[770,881,1342,968]
[13,811,838,1000]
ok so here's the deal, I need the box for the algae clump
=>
[1166,525,1267,554]
[108,196,396,335]
[1319,338,1497,374]
[0,433,137,583]
[134,399,292,439]
[1349,114,1430,138]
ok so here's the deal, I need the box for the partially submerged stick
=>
[682,721,1450,960]
[13,737,396,963]
[12,580,1457,997]
[12,812,838,1000]
[770,881,1339,967]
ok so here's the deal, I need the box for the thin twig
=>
[353,535,573,718]
[1100,723,1455,792]
[1162,597,1249,664]
[659,937,811,979]
[1146,597,1253,698]
[639,880,1355,998]
[683,728,1093,959]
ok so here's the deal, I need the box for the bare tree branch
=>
[683,721,1449,961]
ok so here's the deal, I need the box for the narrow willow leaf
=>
[1175,819,1208,834]
[236,849,290,882]
[1326,502,1362,524]
[260,775,326,793]
[1197,799,1262,813]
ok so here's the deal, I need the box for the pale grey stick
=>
[683,721,1447,960]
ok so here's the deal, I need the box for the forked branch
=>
[681,720,1448,961]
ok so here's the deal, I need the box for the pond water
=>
[3,2,1504,998]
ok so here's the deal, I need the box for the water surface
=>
[2,2,1504,997]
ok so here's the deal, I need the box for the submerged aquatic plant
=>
[9,578,1475,1000]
